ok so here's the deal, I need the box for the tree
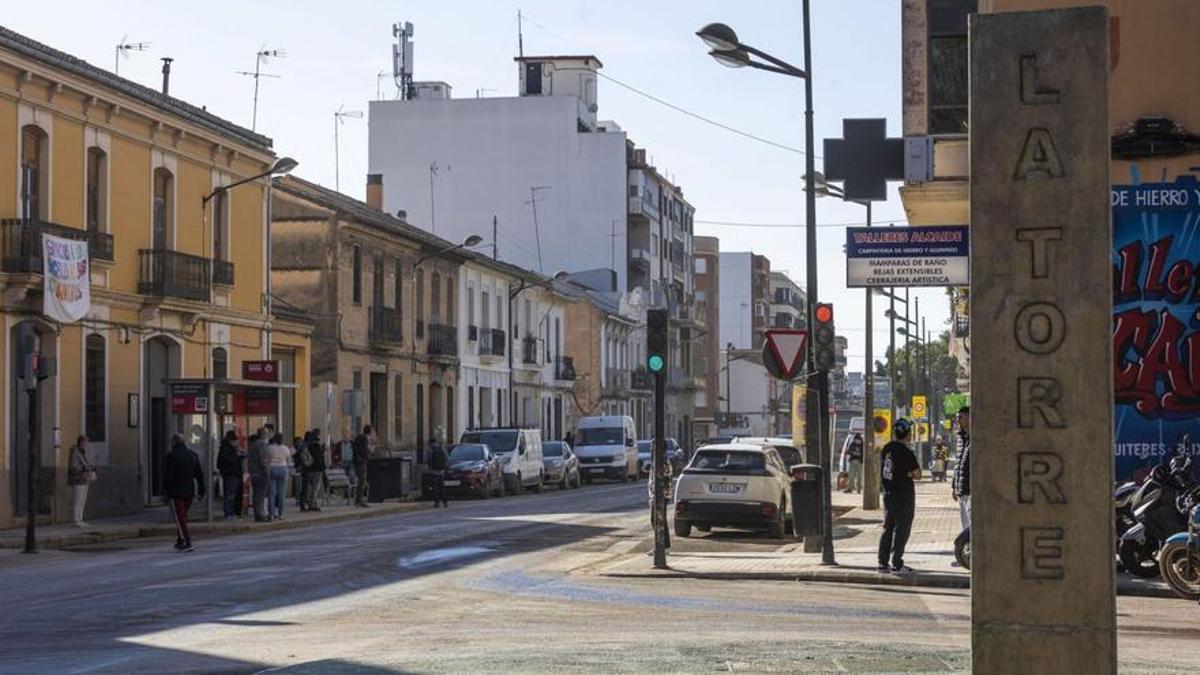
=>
[883,331,963,417]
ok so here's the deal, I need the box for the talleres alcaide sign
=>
[1113,175,1200,480]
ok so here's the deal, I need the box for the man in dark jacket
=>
[301,430,327,512]
[353,425,372,507]
[216,430,243,520]
[428,440,449,508]
[163,434,205,552]
[952,406,972,530]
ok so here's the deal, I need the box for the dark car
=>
[542,441,580,489]
[637,438,684,476]
[444,443,504,499]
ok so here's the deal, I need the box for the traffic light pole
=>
[653,368,667,569]
[23,382,39,554]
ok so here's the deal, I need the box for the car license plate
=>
[707,482,743,495]
[444,480,461,487]
[589,468,605,474]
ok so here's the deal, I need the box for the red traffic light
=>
[814,303,833,323]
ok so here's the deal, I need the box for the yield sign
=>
[763,329,808,381]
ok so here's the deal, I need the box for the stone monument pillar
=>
[969,7,1116,673]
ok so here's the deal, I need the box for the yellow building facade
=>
[0,27,310,528]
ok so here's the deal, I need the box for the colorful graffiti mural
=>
[1113,174,1200,481]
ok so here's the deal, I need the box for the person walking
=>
[163,434,204,552]
[841,433,865,494]
[932,436,950,483]
[352,425,373,507]
[428,438,450,508]
[216,430,243,520]
[247,427,270,522]
[952,406,972,530]
[67,435,96,528]
[301,430,326,512]
[878,418,921,574]
[265,433,293,520]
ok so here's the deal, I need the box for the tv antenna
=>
[333,105,363,192]
[391,21,414,100]
[376,71,389,100]
[428,161,451,234]
[237,46,285,131]
[115,36,151,76]
[526,186,550,273]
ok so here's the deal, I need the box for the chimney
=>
[160,57,173,95]
[366,173,383,211]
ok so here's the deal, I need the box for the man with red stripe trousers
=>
[163,433,205,552]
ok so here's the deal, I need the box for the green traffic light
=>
[648,355,664,372]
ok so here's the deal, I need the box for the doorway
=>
[143,336,180,502]
[370,372,388,441]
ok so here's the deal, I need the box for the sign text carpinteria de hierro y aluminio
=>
[845,225,969,288]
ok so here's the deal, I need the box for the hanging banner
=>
[42,234,90,323]
[845,225,969,287]
[1113,175,1200,481]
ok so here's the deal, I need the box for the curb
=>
[598,565,1179,599]
[0,501,426,550]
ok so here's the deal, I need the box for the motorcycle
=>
[1159,486,1200,600]
[1118,444,1196,578]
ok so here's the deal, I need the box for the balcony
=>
[631,368,654,391]
[426,323,457,356]
[555,356,577,382]
[628,191,660,220]
[467,325,478,342]
[522,336,539,365]
[604,368,629,394]
[369,306,403,345]
[138,249,211,301]
[213,259,234,286]
[630,247,651,271]
[1,218,114,273]
[479,327,506,359]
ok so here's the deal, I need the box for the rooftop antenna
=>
[526,186,550,273]
[333,105,363,192]
[114,36,151,76]
[392,21,414,100]
[376,71,388,100]
[429,161,450,233]
[518,10,524,58]
[237,46,285,131]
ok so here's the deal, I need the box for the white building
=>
[718,251,772,350]
[368,55,628,289]
[457,257,513,433]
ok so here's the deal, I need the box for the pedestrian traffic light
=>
[647,308,668,373]
[813,302,836,371]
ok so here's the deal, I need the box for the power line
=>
[695,217,908,229]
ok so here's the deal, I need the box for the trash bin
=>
[790,463,823,539]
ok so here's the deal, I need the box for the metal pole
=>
[905,289,912,418]
[493,215,498,260]
[23,383,38,554]
[334,113,340,192]
[653,367,667,569]
[251,55,261,132]
[862,202,879,510]
[889,289,896,431]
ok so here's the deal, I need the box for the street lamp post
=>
[697,6,833,565]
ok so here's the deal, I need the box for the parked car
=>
[459,428,544,494]
[673,443,794,539]
[543,441,581,489]
[443,443,504,499]
[574,415,639,483]
[733,437,805,469]
[636,438,684,476]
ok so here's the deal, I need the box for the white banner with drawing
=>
[42,233,90,323]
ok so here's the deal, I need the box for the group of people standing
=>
[217,426,335,523]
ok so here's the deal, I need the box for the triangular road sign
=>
[765,329,808,381]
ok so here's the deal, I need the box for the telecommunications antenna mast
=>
[392,21,414,100]
[237,46,286,131]
[115,36,151,76]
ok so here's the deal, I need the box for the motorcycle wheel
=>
[1118,538,1161,578]
[955,537,971,570]
[1159,543,1200,600]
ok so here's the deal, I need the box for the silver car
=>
[542,441,581,489]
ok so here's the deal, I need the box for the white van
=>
[459,428,544,494]
[574,416,638,483]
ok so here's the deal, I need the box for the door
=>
[370,372,387,441]
[149,398,168,498]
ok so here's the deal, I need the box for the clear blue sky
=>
[5,0,950,376]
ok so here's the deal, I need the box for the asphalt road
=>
[1,480,1198,674]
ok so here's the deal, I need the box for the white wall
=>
[718,252,753,349]
[719,356,773,437]
[457,260,513,436]
[369,96,628,290]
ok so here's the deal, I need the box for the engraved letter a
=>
[1014,129,1065,180]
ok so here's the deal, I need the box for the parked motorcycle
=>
[1159,486,1200,600]
[1118,443,1196,578]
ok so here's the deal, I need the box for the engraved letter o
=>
[1014,302,1066,354]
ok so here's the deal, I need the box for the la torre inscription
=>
[1012,52,1069,579]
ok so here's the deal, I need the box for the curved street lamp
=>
[203,156,298,206]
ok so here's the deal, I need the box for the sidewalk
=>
[0,499,425,550]
[596,479,1176,598]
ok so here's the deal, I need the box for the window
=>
[372,254,384,306]
[86,147,107,233]
[393,374,404,442]
[446,275,455,327]
[467,283,476,330]
[430,272,441,322]
[85,334,105,442]
[212,189,227,260]
[393,258,403,310]
[481,290,490,330]
[446,386,454,442]
[696,289,707,304]
[152,167,173,250]
[524,62,542,95]
[416,270,425,337]
[524,299,531,337]
[212,347,228,379]
[928,0,975,135]
[351,244,362,305]
[352,369,363,434]
[468,386,475,429]
[694,257,707,274]
[416,383,425,447]
[20,125,47,220]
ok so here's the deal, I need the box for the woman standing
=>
[265,433,293,520]
[67,435,95,528]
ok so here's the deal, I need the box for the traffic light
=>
[813,302,836,371]
[647,308,668,373]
